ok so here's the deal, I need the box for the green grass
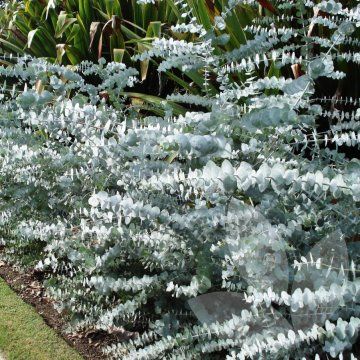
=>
[0,277,83,360]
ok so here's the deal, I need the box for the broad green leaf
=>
[137,42,149,81]
[55,12,77,39]
[121,92,187,116]
[27,29,38,48]
[46,0,56,20]
[56,43,66,63]
[113,48,125,63]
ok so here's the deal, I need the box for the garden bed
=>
[0,257,133,360]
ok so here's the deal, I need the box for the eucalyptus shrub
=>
[0,0,360,359]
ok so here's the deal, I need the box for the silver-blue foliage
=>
[0,0,359,359]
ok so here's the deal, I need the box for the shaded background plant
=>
[0,0,259,95]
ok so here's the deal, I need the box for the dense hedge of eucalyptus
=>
[0,0,360,359]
